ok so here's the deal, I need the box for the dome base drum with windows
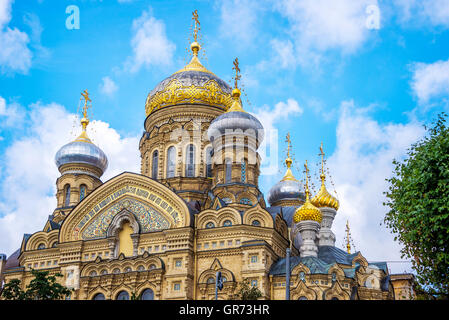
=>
[0,12,413,300]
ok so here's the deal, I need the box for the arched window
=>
[141,288,154,300]
[149,264,156,270]
[93,293,105,300]
[207,277,215,284]
[137,265,145,272]
[223,220,232,227]
[89,271,97,277]
[251,220,261,227]
[225,158,232,183]
[113,268,120,274]
[100,269,108,275]
[37,243,46,250]
[79,184,87,201]
[206,222,215,229]
[205,147,213,178]
[166,146,176,178]
[124,267,132,273]
[152,150,159,179]
[298,296,308,300]
[241,158,246,183]
[186,144,195,177]
[116,291,129,300]
[64,184,71,207]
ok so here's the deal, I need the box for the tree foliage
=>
[384,113,449,298]
[1,269,73,300]
[234,279,262,300]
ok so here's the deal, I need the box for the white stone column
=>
[295,220,320,257]
[317,207,337,247]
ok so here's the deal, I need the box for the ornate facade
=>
[0,13,411,300]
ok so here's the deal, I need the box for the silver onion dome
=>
[207,110,264,144]
[267,179,305,206]
[55,140,108,177]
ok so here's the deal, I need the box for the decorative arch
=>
[323,281,350,300]
[197,207,240,229]
[59,172,191,243]
[274,214,289,239]
[291,279,317,300]
[242,204,274,228]
[235,191,257,206]
[25,229,60,251]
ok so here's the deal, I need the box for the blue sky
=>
[1,0,449,273]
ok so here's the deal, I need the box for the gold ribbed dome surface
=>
[311,175,340,210]
[144,42,233,117]
[293,198,322,224]
[293,160,322,224]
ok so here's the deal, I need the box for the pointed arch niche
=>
[107,209,140,258]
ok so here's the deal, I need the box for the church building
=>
[0,12,411,300]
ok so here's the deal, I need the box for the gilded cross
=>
[232,57,241,89]
[285,133,291,159]
[192,10,200,42]
[345,220,351,254]
[80,89,91,119]
[319,142,325,175]
[304,160,310,198]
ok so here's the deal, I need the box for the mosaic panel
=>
[80,197,170,240]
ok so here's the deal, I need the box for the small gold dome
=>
[293,198,322,224]
[293,160,322,224]
[311,174,339,210]
[232,88,241,98]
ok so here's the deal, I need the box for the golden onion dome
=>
[293,161,322,224]
[311,174,340,210]
[144,25,233,117]
[293,198,322,224]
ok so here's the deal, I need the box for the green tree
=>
[384,113,449,299]
[1,269,73,300]
[234,279,262,300]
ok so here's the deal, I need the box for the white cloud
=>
[0,0,33,74]
[125,8,176,73]
[254,98,304,175]
[394,0,449,28]
[218,0,261,47]
[0,96,25,127]
[274,0,379,67]
[99,76,118,96]
[0,0,12,29]
[327,100,425,273]
[0,102,140,256]
[410,59,449,105]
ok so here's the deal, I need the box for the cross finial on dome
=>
[319,142,326,182]
[190,10,201,56]
[75,89,93,143]
[227,58,245,113]
[281,132,297,181]
[192,10,200,42]
[232,57,241,89]
[304,160,311,199]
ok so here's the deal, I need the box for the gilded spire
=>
[293,161,322,223]
[345,220,352,253]
[227,57,245,113]
[74,90,93,144]
[311,142,339,210]
[174,10,212,75]
[281,133,297,181]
